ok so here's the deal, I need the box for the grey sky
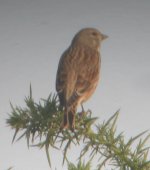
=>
[0,0,150,169]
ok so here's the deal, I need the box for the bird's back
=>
[56,44,100,108]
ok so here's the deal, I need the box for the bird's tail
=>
[62,105,77,131]
[68,106,76,131]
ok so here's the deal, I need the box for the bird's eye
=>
[91,32,97,36]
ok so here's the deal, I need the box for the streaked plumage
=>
[56,28,108,130]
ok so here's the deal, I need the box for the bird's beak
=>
[102,34,108,40]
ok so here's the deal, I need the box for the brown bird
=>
[56,28,108,130]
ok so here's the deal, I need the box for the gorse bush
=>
[7,86,150,170]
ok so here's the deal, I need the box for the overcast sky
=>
[0,0,150,170]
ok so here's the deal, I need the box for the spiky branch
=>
[6,87,150,170]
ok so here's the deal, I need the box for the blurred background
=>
[0,0,150,169]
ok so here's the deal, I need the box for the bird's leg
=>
[78,103,86,117]
[81,103,85,113]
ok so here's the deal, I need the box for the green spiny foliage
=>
[6,87,150,170]
[68,160,91,170]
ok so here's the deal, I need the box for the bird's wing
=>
[56,46,100,107]
[56,48,77,106]
[67,48,100,106]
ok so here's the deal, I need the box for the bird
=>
[56,28,108,131]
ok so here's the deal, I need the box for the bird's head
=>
[72,28,108,50]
